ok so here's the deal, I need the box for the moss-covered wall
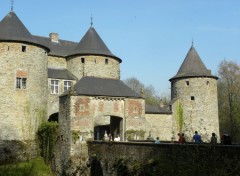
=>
[87,141,240,176]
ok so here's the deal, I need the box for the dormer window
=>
[22,45,26,52]
[105,58,108,64]
[81,58,85,64]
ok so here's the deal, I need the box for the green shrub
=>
[37,122,58,163]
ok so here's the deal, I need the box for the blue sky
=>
[1,1,240,95]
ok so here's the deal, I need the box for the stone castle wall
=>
[171,77,219,142]
[67,55,120,79]
[47,79,76,117]
[145,113,174,141]
[48,55,67,69]
[0,42,48,140]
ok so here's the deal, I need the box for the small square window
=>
[191,96,195,101]
[206,81,210,86]
[16,77,27,89]
[105,58,108,64]
[186,81,189,86]
[22,46,26,52]
[81,58,85,64]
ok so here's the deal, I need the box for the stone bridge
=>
[87,141,240,176]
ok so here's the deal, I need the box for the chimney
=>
[49,33,59,43]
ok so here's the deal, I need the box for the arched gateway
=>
[94,116,123,141]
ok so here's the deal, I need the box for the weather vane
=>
[11,0,14,11]
[91,15,93,26]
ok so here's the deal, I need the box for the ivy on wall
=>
[37,122,58,163]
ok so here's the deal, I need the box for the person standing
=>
[192,131,202,144]
[155,137,161,144]
[178,133,183,144]
[210,133,217,144]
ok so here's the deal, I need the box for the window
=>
[105,58,108,64]
[64,81,71,92]
[206,81,210,86]
[51,80,59,94]
[81,58,85,64]
[191,96,195,101]
[22,45,26,52]
[186,81,189,86]
[16,77,27,89]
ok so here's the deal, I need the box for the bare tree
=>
[123,77,170,106]
[218,60,240,142]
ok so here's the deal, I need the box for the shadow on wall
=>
[0,140,36,165]
[90,158,103,176]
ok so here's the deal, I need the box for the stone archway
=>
[94,116,123,141]
[48,112,58,122]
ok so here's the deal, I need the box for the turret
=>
[169,45,219,142]
[0,11,49,140]
[67,26,121,80]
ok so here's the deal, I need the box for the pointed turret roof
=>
[0,11,49,50]
[69,27,121,62]
[169,46,218,81]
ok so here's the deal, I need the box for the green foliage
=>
[125,129,145,140]
[37,122,58,163]
[72,130,80,144]
[218,60,240,142]
[176,100,184,133]
[0,157,53,176]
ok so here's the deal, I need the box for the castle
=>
[0,9,219,163]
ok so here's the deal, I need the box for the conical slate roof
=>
[70,27,122,62]
[0,11,48,49]
[169,46,218,81]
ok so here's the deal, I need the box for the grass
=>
[0,157,54,176]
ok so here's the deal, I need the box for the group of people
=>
[155,131,230,145]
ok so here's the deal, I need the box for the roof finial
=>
[191,37,194,47]
[90,15,93,27]
[10,0,14,11]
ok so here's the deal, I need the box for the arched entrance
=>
[48,113,58,122]
[94,116,123,141]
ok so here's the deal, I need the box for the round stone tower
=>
[169,45,219,142]
[67,26,122,80]
[0,11,49,140]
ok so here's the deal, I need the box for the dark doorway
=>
[48,113,58,122]
[110,116,122,139]
[90,159,103,176]
[94,125,110,140]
